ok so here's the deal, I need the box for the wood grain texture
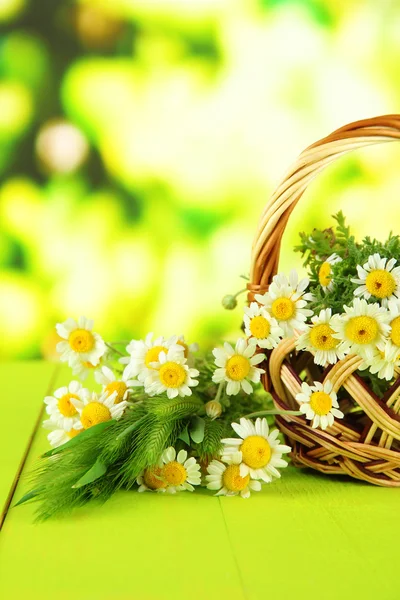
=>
[0,361,58,529]
[1,363,399,599]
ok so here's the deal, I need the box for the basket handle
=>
[248,114,400,297]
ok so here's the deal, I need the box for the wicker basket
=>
[248,115,400,487]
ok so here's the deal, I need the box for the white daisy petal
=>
[332,298,390,360]
[351,253,400,307]
[220,418,291,485]
[296,379,344,431]
[55,316,106,367]
[212,338,265,396]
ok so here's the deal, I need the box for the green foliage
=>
[196,417,226,462]
[42,420,115,458]
[295,211,400,315]
[189,416,205,443]
[294,212,400,397]
[22,396,204,520]
[72,459,107,489]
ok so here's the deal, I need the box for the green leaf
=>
[42,420,116,458]
[116,415,147,441]
[72,459,107,489]
[178,424,190,445]
[14,488,41,507]
[190,416,205,443]
[244,410,302,418]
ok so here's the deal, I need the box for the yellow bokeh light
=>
[0,272,45,358]
[0,178,43,242]
[0,0,26,22]
[0,81,33,138]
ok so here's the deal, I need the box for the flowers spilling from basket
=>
[243,212,400,424]
[19,212,400,518]
[19,318,295,519]
[221,212,400,429]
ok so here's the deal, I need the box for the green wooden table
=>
[0,361,398,600]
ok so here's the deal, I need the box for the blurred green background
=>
[1,0,400,360]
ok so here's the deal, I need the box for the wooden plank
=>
[0,361,58,528]
[219,465,399,600]
[2,362,398,599]
[0,362,246,600]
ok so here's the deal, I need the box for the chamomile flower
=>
[221,418,291,482]
[361,343,400,381]
[44,381,89,430]
[296,380,344,430]
[255,270,314,336]
[143,348,199,399]
[120,333,183,379]
[42,419,82,448]
[167,334,199,361]
[70,356,103,381]
[296,308,346,366]
[136,466,168,493]
[351,253,400,306]
[243,302,283,349]
[332,298,391,360]
[212,339,265,396]
[160,447,201,493]
[206,452,262,498]
[95,365,141,403]
[71,390,127,429]
[318,253,342,292]
[56,316,106,367]
[205,400,222,420]
[386,300,400,355]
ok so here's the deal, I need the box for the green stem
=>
[106,343,126,358]
[244,410,302,418]
[234,287,247,299]
[214,381,225,404]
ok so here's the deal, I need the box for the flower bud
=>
[222,294,237,310]
[205,400,222,420]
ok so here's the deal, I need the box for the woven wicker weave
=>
[249,115,400,487]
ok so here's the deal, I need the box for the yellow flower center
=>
[163,461,187,486]
[249,315,271,339]
[105,381,128,404]
[225,354,251,381]
[68,329,95,353]
[240,435,271,469]
[67,428,80,439]
[80,402,111,429]
[222,464,250,492]
[390,316,400,347]
[82,361,97,369]
[159,362,186,388]
[270,297,295,321]
[309,391,333,416]
[177,340,189,358]
[57,393,79,417]
[345,316,379,345]
[145,345,168,368]
[309,323,338,350]
[143,466,167,490]
[365,269,396,299]
[319,262,332,287]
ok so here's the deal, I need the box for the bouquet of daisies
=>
[293,213,400,392]
[19,321,293,520]
[244,212,400,432]
[20,212,400,518]
[225,212,400,432]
